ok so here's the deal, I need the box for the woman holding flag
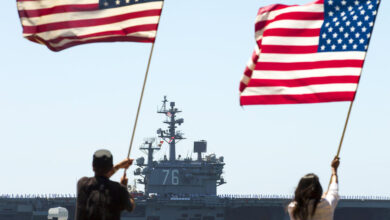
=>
[288,157,340,220]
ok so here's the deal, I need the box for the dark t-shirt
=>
[76,176,134,220]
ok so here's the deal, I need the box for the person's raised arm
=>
[330,157,340,184]
[107,158,133,178]
[325,157,340,209]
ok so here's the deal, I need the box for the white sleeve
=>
[325,182,339,210]
[288,202,296,220]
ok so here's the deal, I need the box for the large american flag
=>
[17,0,164,52]
[240,0,380,105]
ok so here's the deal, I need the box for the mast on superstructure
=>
[157,96,185,161]
[139,138,160,167]
[135,138,160,196]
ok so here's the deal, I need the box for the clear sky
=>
[1,0,389,197]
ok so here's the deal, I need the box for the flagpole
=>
[335,101,354,158]
[327,101,354,188]
[126,42,156,159]
[123,1,165,175]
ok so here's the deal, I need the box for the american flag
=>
[17,0,164,52]
[240,0,380,105]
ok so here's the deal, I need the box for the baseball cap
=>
[92,149,113,170]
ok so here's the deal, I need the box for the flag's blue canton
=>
[99,0,162,9]
[318,0,380,52]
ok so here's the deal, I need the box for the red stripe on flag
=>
[240,92,356,105]
[244,67,253,77]
[255,60,364,71]
[256,39,262,47]
[260,45,319,54]
[18,4,100,18]
[255,12,323,31]
[247,76,361,87]
[255,21,267,33]
[258,4,289,16]
[256,0,323,17]
[47,24,158,44]
[28,35,155,52]
[272,12,324,21]
[264,28,321,37]
[239,82,247,93]
[23,9,162,34]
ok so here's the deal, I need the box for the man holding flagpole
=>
[76,149,134,220]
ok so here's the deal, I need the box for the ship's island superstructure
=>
[1,97,390,220]
[134,96,225,198]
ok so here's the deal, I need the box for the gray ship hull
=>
[2,196,390,220]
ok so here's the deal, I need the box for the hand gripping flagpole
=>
[123,1,165,176]
[328,1,382,188]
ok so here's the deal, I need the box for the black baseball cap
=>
[92,149,113,170]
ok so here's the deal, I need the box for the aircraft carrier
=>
[1,97,390,220]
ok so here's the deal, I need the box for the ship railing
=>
[339,195,390,200]
[2,194,390,201]
[218,194,293,199]
[217,194,390,201]
[0,194,76,199]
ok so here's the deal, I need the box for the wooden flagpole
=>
[334,101,354,158]
[123,2,165,175]
[126,42,157,159]
[327,101,353,188]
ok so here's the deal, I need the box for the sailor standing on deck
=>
[288,157,340,220]
[76,149,135,220]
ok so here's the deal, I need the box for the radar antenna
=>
[157,96,185,161]
[139,138,160,167]
[159,95,168,112]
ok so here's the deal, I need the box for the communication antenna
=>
[157,96,185,161]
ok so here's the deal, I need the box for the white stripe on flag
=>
[259,52,366,63]
[265,20,324,30]
[50,31,158,48]
[20,2,162,26]
[27,16,160,40]
[18,0,98,11]
[241,83,358,96]
[251,68,362,80]
[262,36,319,46]
[255,3,324,22]
[241,75,251,84]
